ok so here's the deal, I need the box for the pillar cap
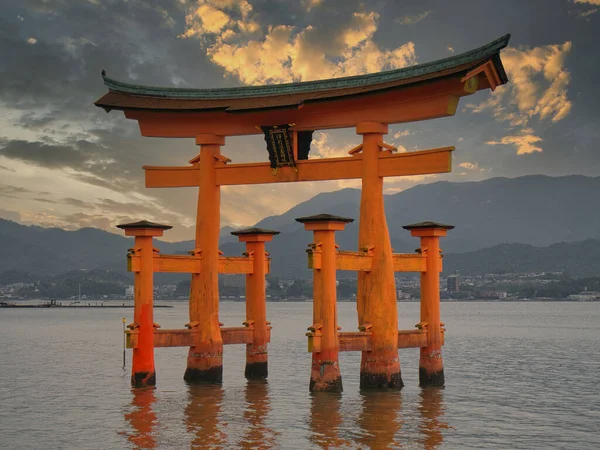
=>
[295,213,354,224]
[116,220,173,231]
[402,221,454,231]
[230,227,280,236]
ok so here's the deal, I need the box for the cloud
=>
[310,132,352,159]
[486,129,543,155]
[574,0,600,5]
[447,46,454,53]
[577,8,598,17]
[181,6,417,85]
[465,42,573,127]
[395,10,432,25]
[458,162,479,170]
[393,130,411,139]
[0,139,90,169]
[0,185,35,198]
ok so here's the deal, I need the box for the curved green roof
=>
[101,34,510,100]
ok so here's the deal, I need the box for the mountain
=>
[252,175,600,254]
[1,175,599,279]
[442,239,600,278]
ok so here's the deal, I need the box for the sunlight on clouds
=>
[464,41,571,156]
[486,129,543,155]
[458,162,479,170]
[395,10,432,25]
[309,132,353,159]
[0,155,193,235]
[578,8,598,17]
[181,2,417,85]
[303,0,322,11]
[393,130,410,139]
[574,0,600,4]
[465,42,572,126]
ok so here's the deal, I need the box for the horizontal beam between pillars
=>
[306,329,438,353]
[127,254,269,274]
[143,147,454,188]
[126,326,271,348]
[308,251,435,272]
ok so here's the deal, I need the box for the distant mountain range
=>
[1,175,600,280]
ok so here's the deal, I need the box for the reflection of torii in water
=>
[101,34,511,390]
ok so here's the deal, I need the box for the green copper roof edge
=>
[102,34,510,100]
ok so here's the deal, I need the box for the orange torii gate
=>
[97,34,510,390]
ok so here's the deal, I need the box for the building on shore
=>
[447,271,460,292]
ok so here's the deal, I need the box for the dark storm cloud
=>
[62,197,88,207]
[18,113,59,130]
[0,185,34,198]
[0,139,94,169]
[0,0,225,121]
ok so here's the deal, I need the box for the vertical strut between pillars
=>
[117,220,171,388]
[232,228,280,379]
[297,214,353,392]
[403,221,454,387]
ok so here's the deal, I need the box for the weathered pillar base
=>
[360,351,403,390]
[131,371,156,388]
[310,358,343,393]
[245,344,268,379]
[419,349,445,387]
[184,346,223,384]
[245,360,268,379]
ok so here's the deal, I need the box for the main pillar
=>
[117,220,172,387]
[297,214,353,392]
[185,134,225,383]
[403,221,454,387]
[355,122,403,389]
[231,227,279,379]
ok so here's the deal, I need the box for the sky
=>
[0,0,598,241]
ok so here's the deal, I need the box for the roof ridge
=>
[101,34,510,100]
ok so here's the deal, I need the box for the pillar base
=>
[360,351,403,390]
[419,348,444,387]
[131,371,156,388]
[419,367,445,387]
[184,346,223,384]
[309,359,343,393]
[184,366,223,384]
[245,361,268,379]
[310,375,343,393]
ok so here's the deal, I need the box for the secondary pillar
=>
[231,227,280,379]
[117,220,172,387]
[355,122,403,389]
[185,134,225,384]
[297,214,353,392]
[403,221,454,387]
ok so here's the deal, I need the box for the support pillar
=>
[355,122,403,389]
[185,134,225,384]
[297,214,353,392]
[117,220,172,387]
[403,221,454,387]
[231,227,280,379]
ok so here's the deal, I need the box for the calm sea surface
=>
[0,301,598,449]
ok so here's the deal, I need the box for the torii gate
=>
[97,34,510,390]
